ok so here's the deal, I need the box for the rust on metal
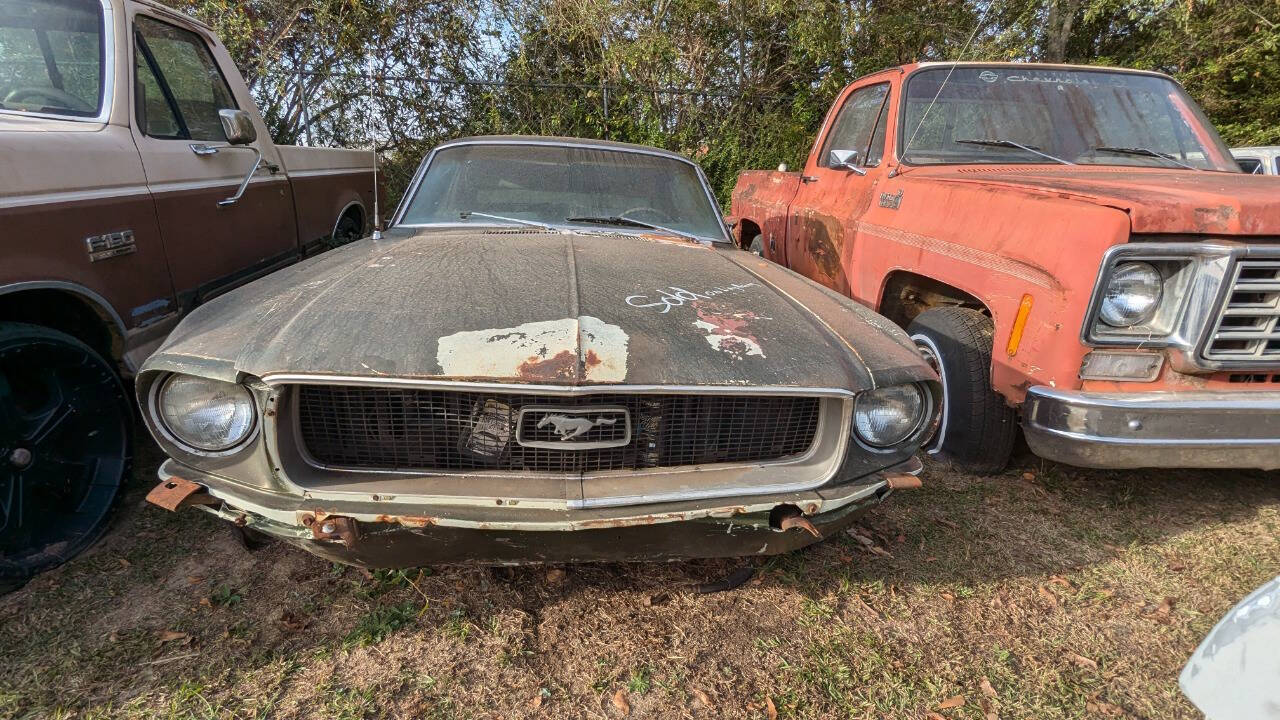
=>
[778,513,822,538]
[145,477,216,512]
[301,513,360,545]
[885,473,923,491]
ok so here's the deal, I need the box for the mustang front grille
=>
[1203,260,1280,364]
[294,386,821,473]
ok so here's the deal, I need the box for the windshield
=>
[0,0,104,118]
[398,143,729,242]
[900,67,1238,171]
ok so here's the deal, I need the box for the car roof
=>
[436,135,694,163]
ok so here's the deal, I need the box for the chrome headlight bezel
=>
[1082,243,1235,351]
[851,383,933,451]
[149,373,259,456]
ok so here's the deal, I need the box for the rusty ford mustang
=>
[136,136,939,566]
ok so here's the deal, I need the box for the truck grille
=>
[1204,260,1280,364]
[294,385,821,473]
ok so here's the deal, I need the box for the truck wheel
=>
[907,308,1016,474]
[331,210,363,247]
[748,234,764,256]
[0,323,131,592]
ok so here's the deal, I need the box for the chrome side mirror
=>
[218,109,257,145]
[828,149,867,175]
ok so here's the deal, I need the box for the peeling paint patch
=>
[437,316,628,381]
[692,302,768,359]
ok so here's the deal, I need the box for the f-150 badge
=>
[85,230,136,262]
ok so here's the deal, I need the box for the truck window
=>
[134,15,236,141]
[1235,157,1263,174]
[0,0,104,118]
[818,83,889,168]
[900,67,1238,171]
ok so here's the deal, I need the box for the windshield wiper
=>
[458,211,560,231]
[565,215,703,243]
[953,139,1074,165]
[1091,146,1201,171]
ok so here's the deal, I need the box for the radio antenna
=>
[898,3,993,173]
[371,146,382,240]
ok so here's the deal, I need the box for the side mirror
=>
[219,109,257,145]
[828,149,866,175]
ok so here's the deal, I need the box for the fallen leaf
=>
[1065,651,1098,670]
[611,688,630,716]
[1038,586,1058,608]
[1168,561,1186,572]
[766,696,778,720]
[938,694,965,709]
[186,576,205,585]
[868,546,894,558]
[107,632,119,643]
[118,557,131,567]
[1022,472,1036,480]
[198,597,212,608]
[926,713,947,720]
[986,714,999,720]
[1049,575,1072,589]
[690,688,713,708]
[935,518,960,530]
[157,630,188,643]
[980,678,996,697]
[530,694,542,710]
[940,592,955,603]
[546,568,567,584]
[279,610,308,631]
[1153,596,1177,623]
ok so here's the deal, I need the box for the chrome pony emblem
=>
[516,406,631,449]
[537,413,617,441]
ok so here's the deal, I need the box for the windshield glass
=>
[0,0,104,118]
[398,143,728,242]
[900,67,1238,171]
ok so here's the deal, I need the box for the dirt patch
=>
[1,438,1277,719]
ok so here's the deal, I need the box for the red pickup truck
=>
[730,62,1280,474]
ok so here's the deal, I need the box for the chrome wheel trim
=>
[910,332,948,455]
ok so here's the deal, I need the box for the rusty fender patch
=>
[854,220,1060,290]
[436,316,628,382]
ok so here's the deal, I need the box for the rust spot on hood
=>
[517,349,578,380]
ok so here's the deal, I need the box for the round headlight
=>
[155,374,256,452]
[853,384,926,448]
[1100,262,1162,327]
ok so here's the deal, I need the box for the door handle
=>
[801,175,820,184]
[190,143,219,156]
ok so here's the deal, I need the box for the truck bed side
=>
[276,145,377,254]
[729,170,801,262]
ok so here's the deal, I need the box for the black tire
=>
[907,307,1016,474]
[748,234,764,257]
[0,322,131,592]
[331,210,363,247]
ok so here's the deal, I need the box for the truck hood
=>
[146,227,928,391]
[920,166,1280,235]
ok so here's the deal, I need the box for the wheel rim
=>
[0,337,128,575]
[910,333,947,455]
[334,215,362,245]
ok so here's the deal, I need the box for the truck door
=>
[127,12,297,310]
[786,81,892,300]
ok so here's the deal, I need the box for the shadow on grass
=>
[0,435,1276,715]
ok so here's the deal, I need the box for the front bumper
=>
[1022,387,1280,470]
[152,459,915,566]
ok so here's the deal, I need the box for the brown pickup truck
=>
[731,62,1280,475]
[0,0,374,587]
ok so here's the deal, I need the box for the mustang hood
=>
[923,167,1280,235]
[147,228,927,391]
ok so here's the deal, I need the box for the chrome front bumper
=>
[1022,387,1280,470]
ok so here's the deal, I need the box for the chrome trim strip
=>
[387,138,732,244]
[0,0,114,124]
[0,183,153,210]
[262,373,856,397]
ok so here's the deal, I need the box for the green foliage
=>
[169,0,1277,206]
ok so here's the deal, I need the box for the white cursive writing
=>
[625,283,758,314]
